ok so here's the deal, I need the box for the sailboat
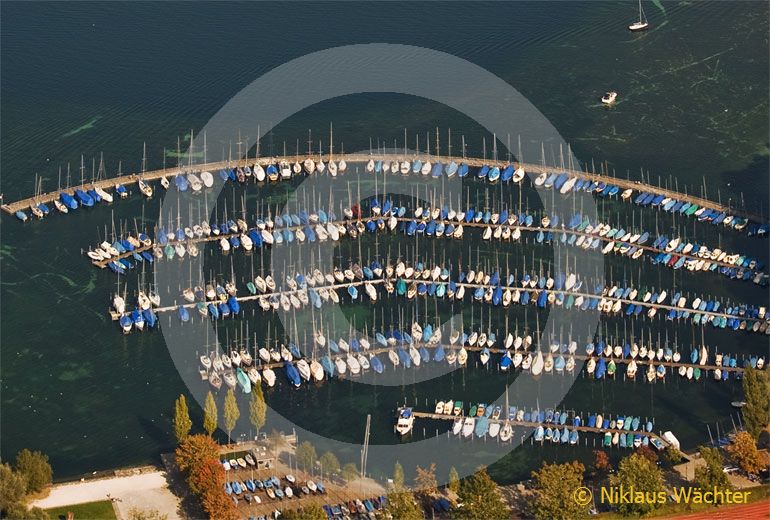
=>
[628,0,650,31]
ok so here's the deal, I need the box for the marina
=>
[2,5,769,514]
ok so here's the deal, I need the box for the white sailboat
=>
[628,0,650,31]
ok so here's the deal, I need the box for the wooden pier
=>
[3,152,766,226]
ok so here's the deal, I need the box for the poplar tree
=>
[203,391,217,437]
[742,367,770,439]
[223,389,240,444]
[173,394,192,443]
[249,383,267,435]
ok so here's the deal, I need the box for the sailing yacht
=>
[628,0,650,31]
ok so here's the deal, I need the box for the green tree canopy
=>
[609,453,666,516]
[448,466,460,494]
[727,431,764,474]
[295,441,317,472]
[694,445,731,500]
[393,461,405,489]
[14,449,52,494]
[0,463,27,516]
[281,505,327,520]
[203,391,218,437]
[342,462,359,482]
[385,489,424,520]
[249,383,267,435]
[530,461,588,520]
[742,367,770,439]
[319,451,340,475]
[455,467,509,520]
[222,388,240,443]
[5,502,49,520]
[173,394,192,444]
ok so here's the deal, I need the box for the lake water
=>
[1,1,768,483]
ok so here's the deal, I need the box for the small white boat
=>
[628,0,650,31]
[395,407,414,436]
[262,367,276,387]
[461,417,475,438]
[138,179,153,197]
[95,186,113,202]
[200,171,214,188]
[601,91,618,105]
[452,418,463,435]
[112,294,126,313]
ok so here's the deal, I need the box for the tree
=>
[414,463,438,495]
[635,444,659,465]
[742,367,770,439]
[342,462,359,482]
[385,489,424,520]
[530,461,588,520]
[393,461,405,488]
[222,389,240,444]
[455,467,509,520]
[173,394,192,444]
[5,502,49,520]
[249,383,267,436]
[14,449,52,493]
[592,450,611,475]
[664,448,684,466]
[727,431,764,474]
[610,453,666,516]
[203,391,218,437]
[188,457,226,496]
[319,452,340,475]
[127,508,169,520]
[200,484,238,520]
[175,434,220,475]
[448,466,460,494]
[0,463,27,516]
[281,505,327,520]
[295,441,317,472]
[694,446,730,498]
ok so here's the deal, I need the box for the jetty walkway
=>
[3,153,766,227]
[407,410,673,448]
[200,339,756,376]
[89,216,764,282]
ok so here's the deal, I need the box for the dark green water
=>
[1,2,768,483]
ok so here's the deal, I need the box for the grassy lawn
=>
[45,500,117,520]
